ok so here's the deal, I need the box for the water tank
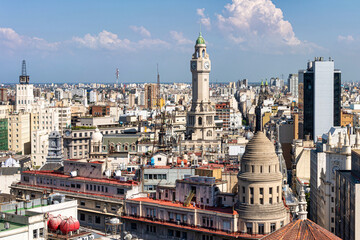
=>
[59,217,80,234]
[150,157,155,166]
[48,215,63,231]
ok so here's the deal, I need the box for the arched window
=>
[207,130,212,137]
[198,117,202,125]
[202,49,205,58]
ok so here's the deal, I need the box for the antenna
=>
[157,64,160,110]
[115,68,119,86]
[21,60,27,76]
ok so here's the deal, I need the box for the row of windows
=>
[86,184,108,193]
[245,221,282,234]
[144,174,167,180]
[243,164,279,173]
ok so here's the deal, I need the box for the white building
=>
[16,84,34,113]
[310,127,359,233]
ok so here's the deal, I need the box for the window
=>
[260,188,263,195]
[117,188,124,194]
[258,223,264,234]
[246,223,253,234]
[269,197,273,204]
[131,223,137,230]
[250,197,254,204]
[242,186,245,194]
[95,216,101,224]
[277,186,279,193]
[39,228,44,237]
[331,217,334,223]
[80,201,85,206]
[95,202,101,208]
[88,215,92,223]
[270,223,276,232]
[250,187,254,195]
[80,213,85,221]
[168,229,174,237]
[260,198,263,204]
[33,229,38,238]
[251,165,254,173]
[269,187,273,194]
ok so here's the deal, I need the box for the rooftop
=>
[128,197,237,215]
[22,170,139,186]
[261,219,341,240]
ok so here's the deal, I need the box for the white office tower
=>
[298,57,341,140]
[287,74,298,97]
[16,60,34,113]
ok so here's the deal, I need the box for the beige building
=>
[236,132,289,234]
[31,102,59,166]
[8,112,30,154]
[182,33,220,161]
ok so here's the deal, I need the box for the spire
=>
[298,188,307,220]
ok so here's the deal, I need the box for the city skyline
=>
[0,0,359,83]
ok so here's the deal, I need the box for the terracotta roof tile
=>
[261,219,341,240]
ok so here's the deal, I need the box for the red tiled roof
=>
[22,170,139,186]
[261,219,342,240]
[128,197,238,215]
[122,215,262,239]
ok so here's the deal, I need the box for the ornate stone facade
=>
[236,132,289,234]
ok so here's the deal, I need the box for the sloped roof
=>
[261,219,341,240]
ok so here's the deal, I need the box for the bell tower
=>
[186,33,216,141]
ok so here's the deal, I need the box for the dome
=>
[3,156,20,168]
[241,131,278,164]
[196,32,205,45]
[91,128,103,142]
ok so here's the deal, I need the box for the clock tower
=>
[186,33,216,141]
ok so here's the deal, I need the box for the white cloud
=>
[338,35,354,43]
[130,25,151,37]
[197,8,211,29]
[216,0,308,51]
[73,30,168,51]
[0,27,59,51]
[170,31,192,45]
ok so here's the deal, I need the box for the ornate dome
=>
[241,131,279,165]
[91,128,103,143]
[196,32,205,45]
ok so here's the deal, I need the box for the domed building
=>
[90,128,103,158]
[236,131,289,235]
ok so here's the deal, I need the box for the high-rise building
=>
[335,149,360,240]
[144,83,158,110]
[298,57,341,140]
[16,60,34,113]
[8,112,31,154]
[287,74,298,97]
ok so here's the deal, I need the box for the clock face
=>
[204,61,210,69]
[51,141,56,147]
[65,130,71,137]
[191,61,197,70]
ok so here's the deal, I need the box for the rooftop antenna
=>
[22,60,27,76]
[19,60,29,84]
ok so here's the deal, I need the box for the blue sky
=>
[0,0,359,84]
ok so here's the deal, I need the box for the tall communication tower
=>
[115,68,119,87]
[19,60,29,84]
[157,64,160,110]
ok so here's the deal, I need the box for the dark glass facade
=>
[334,72,341,126]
